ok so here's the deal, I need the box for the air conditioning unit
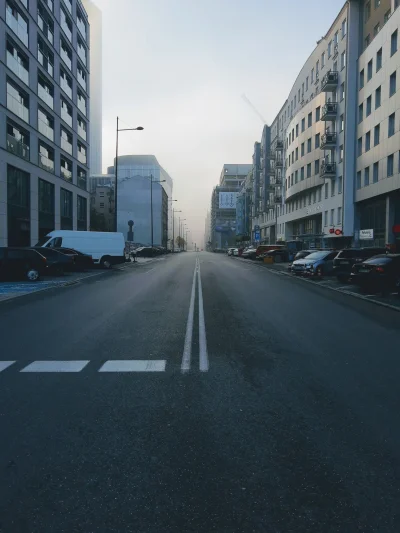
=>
[323,163,335,173]
[326,133,335,143]
[326,103,336,112]
[327,73,336,82]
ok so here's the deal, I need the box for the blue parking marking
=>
[0,281,66,295]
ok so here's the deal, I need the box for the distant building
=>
[107,155,173,246]
[236,170,253,242]
[82,0,102,174]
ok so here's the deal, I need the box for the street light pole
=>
[172,207,181,253]
[114,118,144,232]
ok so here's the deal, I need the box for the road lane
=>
[0,252,400,532]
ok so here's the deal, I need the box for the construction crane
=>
[241,94,268,125]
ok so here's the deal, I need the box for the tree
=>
[90,208,108,231]
[175,236,186,248]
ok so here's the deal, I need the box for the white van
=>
[37,230,125,268]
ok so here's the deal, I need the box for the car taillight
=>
[42,257,47,263]
[375,266,385,273]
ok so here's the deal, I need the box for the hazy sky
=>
[94,0,345,246]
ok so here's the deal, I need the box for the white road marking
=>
[21,360,89,372]
[181,259,197,373]
[98,360,166,372]
[197,258,209,372]
[144,267,157,274]
[0,361,15,372]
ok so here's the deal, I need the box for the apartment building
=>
[355,0,400,249]
[0,0,90,247]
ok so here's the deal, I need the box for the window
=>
[60,39,72,69]
[340,82,345,100]
[358,103,363,123]
[315,133,320,148]
[37,1,54,44]
[387,154,394,176]
[340,114,344,132]
[366,95,372,116]
[358,137,362,156]
[60,188,73,228]
[301,118,305,132]
[307,163,311,178]
[308,194,311,206]
[324,210,328,226]
[38,72,54,109]
[328,41,332,57]
[77,38,87,66]
[78,116,87,140]
[338,176,343,193]
[373,161,379,183]
[295,169,298,183]
[315,159,320,174]
[308,112,312,127]
[318,187,322,202]
[339,145,344,162]
[367,60,373,81]
[38,107,54,141]
[6,0,29,47]
[375,86,381,108]
[337,207,342,225]
[307,138,312,153]
[38,140,54,173]
[388,112,395,137]
[60,69,72,99]
[306,76,309,91]
[391,30,398,56]
[311,68,314,83]
[60,7,72,40]
[357,171,361,189]
[321,52,325,68]
[300,167,304,180]
[78,167,87,190]
[316,60,320,77]
[6,119,30,161]
[375,0,381,6]
[374,124,380,146]
[77,196,87,230]
[296,124,299,137]
[301,142,305,157]
[61,98,72,127]
[77,8,87,40]
[295,147,299,161]
[6,38,29,86]
[364,166,370,186]
[365,1,371,22]
[38,179,55,230]
[316,106,321,121]
[376,48,382,71]
[341,18,347,38]
[330,209,335,225]
[331,179,336,197]
[390,71,396,96]
[365,34,370,48]
[77,142,87,165]
[38,36,54,77]
[341,51,346,69]
[325,183,329,198]
[77,91,87,116]
[6,78,29,122]
[63,0,72,14]
[334,30,339,46]
[360,69,364,88]
[77,63,87,91]
[61,127,72,155]
[60,156,72,182]
[294,95,297,108]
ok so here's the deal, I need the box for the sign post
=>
[359,229,374,240]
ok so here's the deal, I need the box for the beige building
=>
[90,185,114,231]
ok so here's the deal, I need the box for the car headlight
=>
[305,263,313,269]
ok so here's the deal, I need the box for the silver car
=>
[291,250,338,277]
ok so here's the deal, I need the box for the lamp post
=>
[168,199,177,251]
[149,175,166,248]
[172,206,181,253]
[179,217,186,250]
[114,117,143,231]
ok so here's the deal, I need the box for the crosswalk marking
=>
[98,360,166,372]
[0,361,15,372]
[21,361,90,373]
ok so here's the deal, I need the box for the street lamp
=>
[172,209,182,252]
[115,117,144,231]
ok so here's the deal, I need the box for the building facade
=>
[107,155,172,247]
[0,0,90,247]
[81,0,101,174]
[90,183,113,231]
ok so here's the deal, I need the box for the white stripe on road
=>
[181,259,197,373]
[21,360,89,372]
[99,360,166,372]
[197,259,209,372]
[0,361,16,372]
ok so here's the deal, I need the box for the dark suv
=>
[0,247,47,281]
[333,247,386,282]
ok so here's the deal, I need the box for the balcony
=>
[77,17,87,40]
[320,132,337,149]
[38,84,53,109]
[78,151,87,164]
[77,71,86,91]
[7,93,29,123]
[60,48,72,69]
[6,51,29,85]
[61,137,73,155]
[77,98,86,116]
[276,140,284,150]
[274,196,283,204]
[60,76,72,99]
[268,152,276,160]
[38,119,54,141]
[39,153,54,173]
[61,166,72,182]
[321,71,338,92]
[61,108,72,127]
[38,50,54,77]
[320,161,336,179]
[275,159,283,168]
[38,15,53,45]
[6,10,28,47]
[7,134,29,161]
[321,102,337,121]
[78,44,86,66]
[78,124,87,140]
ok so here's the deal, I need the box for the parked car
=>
[36,230,125,268]
[227,248,236,256]
[31,247,74,276]
[242,247,257,259]
[288,250,315,272]
[50,248,94,271]
[233,248,239,256]
[351,254,400,294]
[333,247,387,282]
[291,250,338,277]
[259,248,288,262]
[256,244,286,259]
[0,247,47,281]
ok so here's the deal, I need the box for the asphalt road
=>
[1,252,400,533]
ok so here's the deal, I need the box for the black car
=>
[51,247,93,271]
[333,247,387,282]
[0,247,47,281]
[351,254,400,294]
[31,247,73,276]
